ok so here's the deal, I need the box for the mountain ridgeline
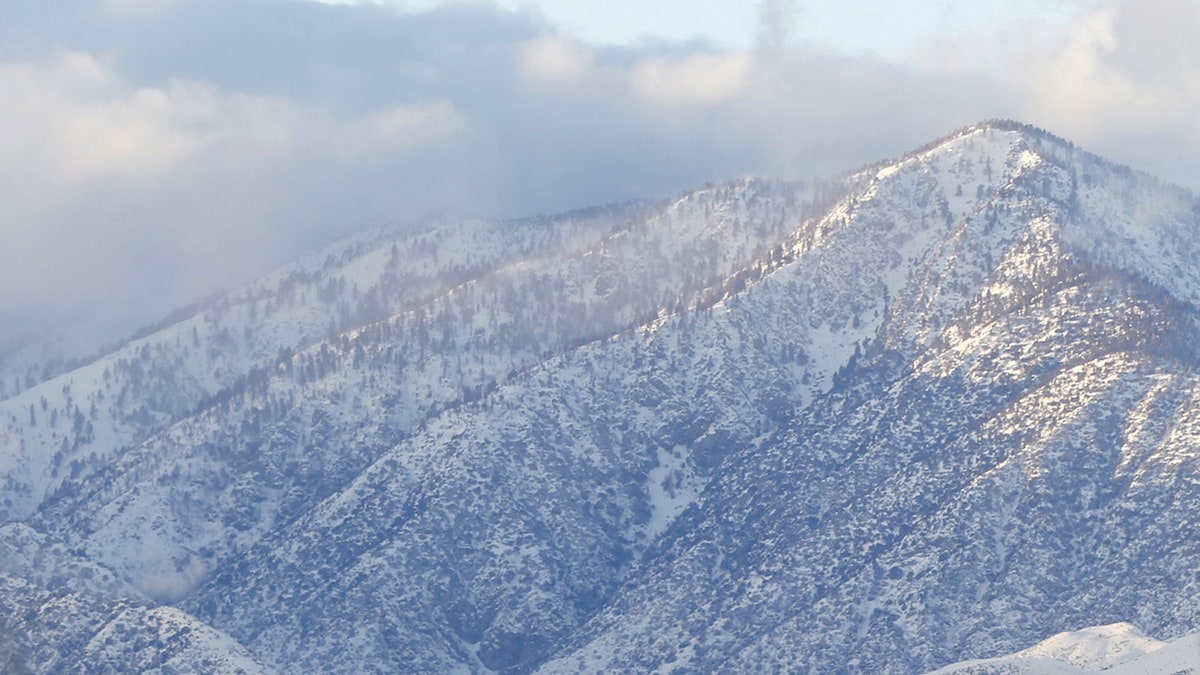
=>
[2,120,1200,673]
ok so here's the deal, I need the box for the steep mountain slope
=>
[2,121,1199,673]
[172,123,1049,672]
[5,180,819,578]
[537,126,1200,672]
[1,173,836,670]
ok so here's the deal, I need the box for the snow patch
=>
[644,444,701,542]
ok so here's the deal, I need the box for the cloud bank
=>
[0,0,1196,352]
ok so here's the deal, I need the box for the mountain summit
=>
[2,121,1199,673]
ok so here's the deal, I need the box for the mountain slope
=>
[537,124,1200,672]
[1,174,837,670]
[0,523,270,674]
[2,121,1200,673]
[173,124,1061,672]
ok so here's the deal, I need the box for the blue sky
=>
[0,0,1197,350]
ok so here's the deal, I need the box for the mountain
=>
[2,120,1199,672]
[928,622,1200,673]
[0,526,269,674]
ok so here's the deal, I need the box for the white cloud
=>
[329,100,464,158]
[0,51,312,192]
[915,0,1200,183]
[0,53,193,187]
[630,53,751,107]
[517,36,594,84]
[0,47,470,350]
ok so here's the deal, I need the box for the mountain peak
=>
[925,119,1074,153]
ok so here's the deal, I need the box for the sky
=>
[1,0,1198,354]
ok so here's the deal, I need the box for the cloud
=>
[916,0,1200,185]
[341,100,464,154]
[756,0,799,55]
[0,48,471,352]
[517,36,594,84]
[0,0,1196,356]
[1030,0,1200,139]
[0,52,198,187]
[630,53,751,107]
[100,0,184,15]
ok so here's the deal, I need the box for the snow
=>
[928,623,1200,674]
[1016,623,1165,670]
[644,444,701,542]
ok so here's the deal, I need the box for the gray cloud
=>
[756,0,799,55]
[0,0,1195,354]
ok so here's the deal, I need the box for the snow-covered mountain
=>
[2,120,1200,672]
[929,622,1200,673]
